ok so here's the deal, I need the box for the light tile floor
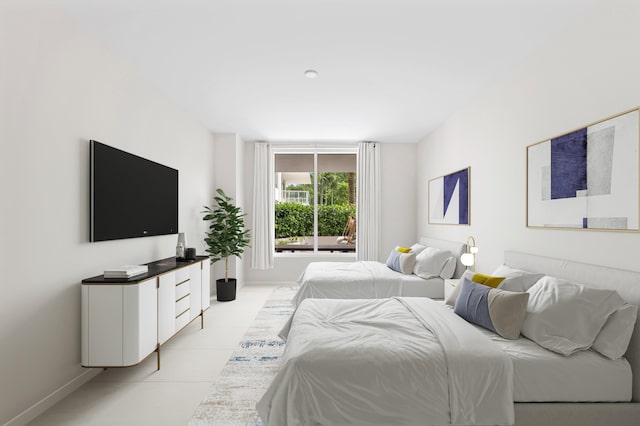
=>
[29,283,280,426]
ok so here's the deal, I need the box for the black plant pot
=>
[216,278,237,302]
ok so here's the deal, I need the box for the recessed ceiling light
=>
[304,69,318,79]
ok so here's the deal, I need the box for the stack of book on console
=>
[103,265,148,279]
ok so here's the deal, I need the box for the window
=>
[274,148,357,254]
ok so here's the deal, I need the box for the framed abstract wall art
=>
[527,107,639,231]
[429,167,470,225]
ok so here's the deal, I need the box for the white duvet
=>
[257,297,514,426]
[292,261,403,308]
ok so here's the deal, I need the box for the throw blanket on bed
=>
[291,261,403,308]
[257,297,514,426]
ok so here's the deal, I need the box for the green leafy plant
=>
[202,188,251,282]
[274,202,355,239]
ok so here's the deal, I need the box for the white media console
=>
[81,256,210,369]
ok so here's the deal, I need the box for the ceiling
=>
[56,0,595,144]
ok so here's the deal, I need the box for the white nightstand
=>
[444,278,460,301]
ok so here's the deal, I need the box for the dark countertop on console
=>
[82,255,209,284]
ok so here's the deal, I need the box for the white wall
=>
[210,133,245,287]
[235,134,246,285]
[417,0,640,273]
[379,143,418,256]
[243,141,417,283]
[0,1,215,424]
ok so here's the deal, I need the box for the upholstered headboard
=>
[504,251,640,402]
[419,237,467,279]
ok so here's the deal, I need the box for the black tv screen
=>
[90,140,178,242]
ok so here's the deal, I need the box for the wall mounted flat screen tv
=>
[90,140,178,242]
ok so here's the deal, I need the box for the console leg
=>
[200,310,204,329]
[156,344,161,370]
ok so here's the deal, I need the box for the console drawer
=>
[175,309,190,330]
[175,280,190,300]
[175,268,190,284]
[175,295,190,317]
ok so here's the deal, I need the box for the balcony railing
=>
[282,190,310,205]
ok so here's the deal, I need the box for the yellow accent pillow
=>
[445,271,507,306]
[396,247,412,253]
[471,273,505,288]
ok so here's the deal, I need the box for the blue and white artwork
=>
[528,109,639,231]
[429,167,470,225]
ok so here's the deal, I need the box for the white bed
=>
[258,297,515,426]
[292,237,466,307]
[258,251,640,426]
[476,312,630,402]
[504,251,640,426]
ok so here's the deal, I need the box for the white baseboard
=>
[4,368,102,426]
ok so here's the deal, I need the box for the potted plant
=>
[202,188,251,301]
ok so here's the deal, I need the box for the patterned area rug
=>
[189,286,296,426]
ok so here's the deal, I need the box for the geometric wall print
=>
[527,108,639,231]
[429,167,470,225]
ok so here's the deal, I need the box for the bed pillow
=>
[410,243,427,255]
[413,247,454,279]
[591,303,638,360]
[439,256,456,279]
[521,276,626,356]
[385,249,416,275]
[490,264,545,292]
[445,270,505,306]
[453,277,529,340]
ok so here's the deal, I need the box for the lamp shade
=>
[461,252,475,267]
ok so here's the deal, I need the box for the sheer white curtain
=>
[356,141,380,261]
[251,142,274,269]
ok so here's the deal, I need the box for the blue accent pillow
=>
[385,249,416,274]
[454,278,530,340]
